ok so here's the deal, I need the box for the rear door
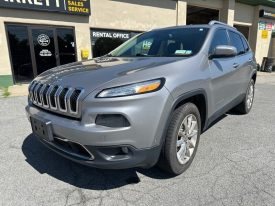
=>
[208,29,237,112]
[228,30,251,97]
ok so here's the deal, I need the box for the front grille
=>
[49,85,59,109]
[42,85,50,107]
[29,81,84,118]
[70,89,81,113]
[59,88,69,111]
[36,84,43,105]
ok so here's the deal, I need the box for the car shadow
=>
[202,109,245,133]
[22,134,174,190]
[202,114,227,133]
[226,110,246,116]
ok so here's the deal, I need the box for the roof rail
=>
[208,20,237,29]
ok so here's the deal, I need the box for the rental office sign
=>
[0,0,90,15]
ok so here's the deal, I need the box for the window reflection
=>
[7,25,34,83]
[56,28,76,65]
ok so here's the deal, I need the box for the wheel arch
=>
[172,89,208,132]
[156,89,209,166]
[251,71,257,83]
[160,89,209,147]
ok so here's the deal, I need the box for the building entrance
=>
[6,24,77,83]
[187,5,219,25]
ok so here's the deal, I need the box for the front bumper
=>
[25,87,173,169]
[35,134,161,169]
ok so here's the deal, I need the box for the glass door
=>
[31,28,57,75]
[56,28,76,65]
[6,25,34,83]
[6,24,77,83]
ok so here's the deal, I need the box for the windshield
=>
[110,27,209,57]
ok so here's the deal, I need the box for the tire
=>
[234,79,255,114]
[158,103,201,175]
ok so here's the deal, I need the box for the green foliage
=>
[1,87,10,98]
[0,75,13,88]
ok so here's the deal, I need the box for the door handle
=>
[233,63,239,68]
[248,58,252,62]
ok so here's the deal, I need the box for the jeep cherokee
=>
[26,21,257,175]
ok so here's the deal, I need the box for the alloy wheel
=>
[246,83,254,110]
[176,114,198,165]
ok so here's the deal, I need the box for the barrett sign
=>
[0,0,90,15]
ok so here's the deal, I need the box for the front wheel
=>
[158,103,201,175]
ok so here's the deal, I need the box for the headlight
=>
[96,78,165,98]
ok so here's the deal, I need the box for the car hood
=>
[35,56,182,94]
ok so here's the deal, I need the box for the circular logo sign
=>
[37,34,50,46]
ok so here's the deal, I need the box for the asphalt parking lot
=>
[1,74,275,206]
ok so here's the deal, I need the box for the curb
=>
[257,71,275,76]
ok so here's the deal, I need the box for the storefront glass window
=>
[6,24,77,83]
[31,28,57,75]
[91,29,140,57]
[56,28,76,65]
[7,25,34,83]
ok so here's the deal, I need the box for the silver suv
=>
[26,21,257,175]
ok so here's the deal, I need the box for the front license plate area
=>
[31,116,53,142]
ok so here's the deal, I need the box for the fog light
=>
[95,114,130,128]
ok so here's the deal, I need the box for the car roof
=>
[151,24,211,32]
[151,21,237,33]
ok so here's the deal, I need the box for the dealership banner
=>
[0,0,90,15]
[258,21,266,30]
[259,10,275,20]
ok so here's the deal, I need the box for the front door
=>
[208,29,237,113]
[31,28,57,76]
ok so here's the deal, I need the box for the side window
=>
[209,29,229,54]
[240,36,250,52]
[228,31,245,55]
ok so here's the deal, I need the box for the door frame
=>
[4,22,77,83]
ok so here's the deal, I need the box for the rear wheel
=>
[158,103,201,175]
[234,79,255,114]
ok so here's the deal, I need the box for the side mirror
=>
[209,45,237,59]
